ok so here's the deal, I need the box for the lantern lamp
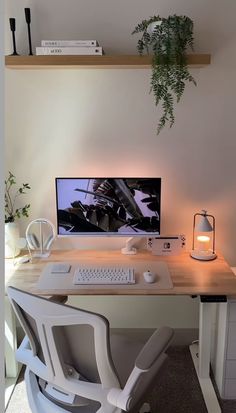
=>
[190,210,217,261]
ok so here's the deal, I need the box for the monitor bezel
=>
[55,177,161,237]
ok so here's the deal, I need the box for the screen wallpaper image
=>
[56,178,161,235]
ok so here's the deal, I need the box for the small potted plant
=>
[132,14,196,134]
[5,171,31,258]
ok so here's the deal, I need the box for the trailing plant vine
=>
[132,15,196,134]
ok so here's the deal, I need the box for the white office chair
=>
[7,286,174,413]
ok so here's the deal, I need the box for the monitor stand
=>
[121,237,138,255]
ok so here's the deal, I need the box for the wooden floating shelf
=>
[5,54,211,69]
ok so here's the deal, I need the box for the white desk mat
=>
[37,260,173,291]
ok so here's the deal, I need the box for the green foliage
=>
[5,171,31,223]
[132,15,196,134]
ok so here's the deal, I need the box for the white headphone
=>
[26,218,56,258]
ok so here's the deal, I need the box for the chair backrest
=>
[7,286,121,411]
[8,286,174,413]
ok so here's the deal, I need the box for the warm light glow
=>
[197,235,210,251]
[197,236,210,242]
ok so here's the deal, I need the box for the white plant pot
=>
[147,20,162,35]
[5,222,21,258]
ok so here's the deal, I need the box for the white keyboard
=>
[73,266,135,285]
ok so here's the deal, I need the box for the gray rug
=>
[6,346,236,413]
[149,346,208,412]
[148,346,236,413]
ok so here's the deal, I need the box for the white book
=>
[36,46,103,56]
[41,40,98,47]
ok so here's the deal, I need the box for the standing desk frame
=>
[5,250,236,412]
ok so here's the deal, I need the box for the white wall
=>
[4,0,236,328]
[1,2,6,410]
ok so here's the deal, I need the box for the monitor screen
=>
[56,178,161,236]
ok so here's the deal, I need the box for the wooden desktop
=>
[5,249,236,413]
[5,249,236,296]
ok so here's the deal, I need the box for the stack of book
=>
[36,40,103,56]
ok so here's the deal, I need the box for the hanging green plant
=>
[132,15,197,134]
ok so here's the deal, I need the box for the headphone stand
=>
[26,218,56,258]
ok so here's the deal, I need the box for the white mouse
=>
[143,270,156,283]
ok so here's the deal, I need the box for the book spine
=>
[36,46,103,56]
[41,40,98,47]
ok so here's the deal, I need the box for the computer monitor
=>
[55,178,161,236]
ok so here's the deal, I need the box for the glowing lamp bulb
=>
[197,235,210,251]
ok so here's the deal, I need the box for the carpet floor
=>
[5,346,236,413]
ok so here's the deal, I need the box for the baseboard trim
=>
[111,328,198,346]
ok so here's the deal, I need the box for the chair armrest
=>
[107,327,174,411]
[135,326,174,370]
[107,356,166,411]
